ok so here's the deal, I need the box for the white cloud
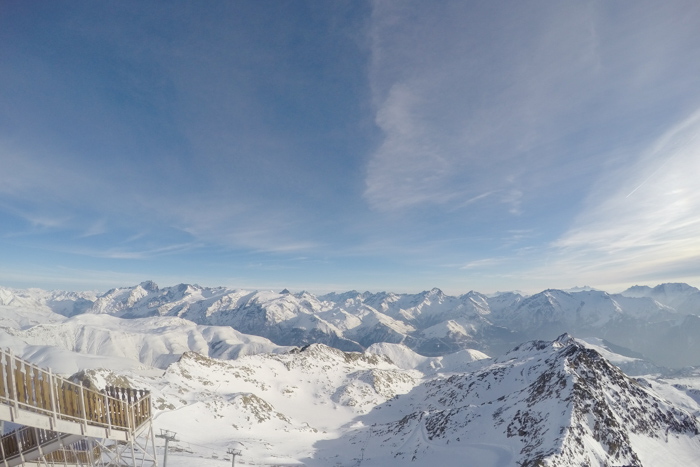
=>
[544,108,700,285]
[364,82,457,210]
[460,257,506,270]
[363,1,700,228]
[149,196,321,254]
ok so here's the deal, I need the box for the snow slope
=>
[0,311,288,373]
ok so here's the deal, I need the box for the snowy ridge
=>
[0,312,288,374]
[366,342,489,374]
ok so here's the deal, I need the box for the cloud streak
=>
[364,1,605,214]
[542,108,700,286]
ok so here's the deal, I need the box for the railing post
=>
[57,432,68,467]
[78,384,88,434]
[0,424,9,467]
[33,428,44,460]
[104,393,112,437]
[86,437,97,466]
[48,369,58,430]
[7,351,18,420]
[128,390,139,432]
[0,349,6,403]
[13,430,25,466]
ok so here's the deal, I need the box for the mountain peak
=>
[139,280,159,292]
[553,332,575,346]
[350,335,700,466]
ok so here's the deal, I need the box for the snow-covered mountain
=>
[313,335,700,466]
[0,303,289,374]
[622,282,700,314]
[3,281,699,368]
[3,284,700,466]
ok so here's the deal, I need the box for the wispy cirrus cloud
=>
[0,141,320,257]
[540,108,700,286]
[364,1,700,220]
[460,257,506,270]
[364,1,605,214]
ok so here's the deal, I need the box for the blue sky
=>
[1,1,699,294]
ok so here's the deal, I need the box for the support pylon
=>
[155,430,178,467]
[226,448,241,467]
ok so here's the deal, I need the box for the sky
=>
[1,0,699,295]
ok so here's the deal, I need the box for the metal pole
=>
[155,430,177,467]
[163,437,169,467]
[227,448,241,467]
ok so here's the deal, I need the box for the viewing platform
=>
[0,349,157,466]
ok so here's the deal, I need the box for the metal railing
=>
[42,439,101,465]
[0,426,100,465]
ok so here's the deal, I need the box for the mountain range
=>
[2,281,699,368]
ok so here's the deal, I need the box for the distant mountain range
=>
[2,281,699,368]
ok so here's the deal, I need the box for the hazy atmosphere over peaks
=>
[1,1,700,293]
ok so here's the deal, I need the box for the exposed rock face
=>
[318,335,700,466]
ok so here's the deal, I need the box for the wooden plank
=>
[115,397,123,428]
[69,385,77,418]
[118,399,126,428]
[35,368,45,409]
[25,363,35,408]
[60,382,71,418]
[31,367,41,409]
[114,398,122,427]
[15,367,26,405]
[68,385,78,418]
[41,372,51,411]
[3,433,18,458]
[84,388,94,422]
[83,388,93,422]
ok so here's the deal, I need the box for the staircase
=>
[0,349,157,466]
